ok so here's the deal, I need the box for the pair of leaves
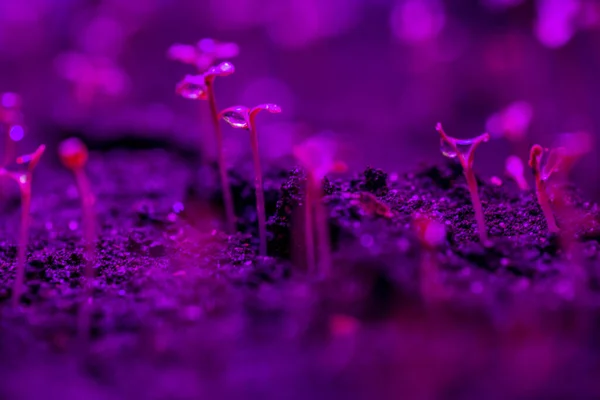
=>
[175,62,235,100]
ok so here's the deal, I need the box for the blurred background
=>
[1,0,599,197]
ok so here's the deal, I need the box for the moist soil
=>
[1,148,600,399]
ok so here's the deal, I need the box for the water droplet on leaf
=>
[440,139,457,158]
[176,76,207,100]
[222,111,248,129]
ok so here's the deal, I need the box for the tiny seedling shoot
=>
[58,138,96,282]
[436,123,490,243]
[505,155,529,191]
[0,145,45,306]
[219,104,282,256]
[176,62,237,234]
[528,144,560,233]
[168,38,239,72]
[293,137,347,276]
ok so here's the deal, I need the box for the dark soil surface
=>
[1,149,600,399]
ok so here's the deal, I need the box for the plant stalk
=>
[464,168,488,243]
[206,82,236,234]
[12,178,30,307]
[249,124,267,256]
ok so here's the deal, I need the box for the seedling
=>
[55,52,127,105]
[0,92,23,167]
[293,137,347,276]
[219,103,282,256]
[176,62,237,233]
[528,145,560,233]
[505,155,529,191]
[58,138,96,281]
[168,38,239,72]
[436,123,490,243]
[0,145,45,306]
[413,214,448,303]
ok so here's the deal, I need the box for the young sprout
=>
[0,92,23,167]
[219,104,282,256]
[436,123,491,243]
[413,214,448,303]
[176,62,237,233]
[529,145,560,233]
[0,145,45,306]
[58,138,96,282]
[168,38,239,72]
[505,155,529,191]
[293,137,347,276]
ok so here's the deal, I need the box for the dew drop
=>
[222,110,248,129]
[440,139,457,158]
[176,76,207,100]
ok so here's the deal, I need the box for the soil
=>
[1,147,600,400]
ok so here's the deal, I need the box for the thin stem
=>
[206,82,236,234]
[313,177,332,277]
[74,168,96,348]
[535,178,559,233]
[249,124,267,256]
[12,179,30,307]
[304,173,316,273]
[464,168,488,243]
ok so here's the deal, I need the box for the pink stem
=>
[74,168,96,347]
[206,82,236,234]
[249,124,267,256]
[304,173,316,273]
[535,178,559,233]
[12,179,31,307]
[313,177,332,277]
[464,168,488,243]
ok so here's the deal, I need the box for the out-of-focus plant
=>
[0,145,45,306]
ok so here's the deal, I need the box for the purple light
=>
[9,125,24,141]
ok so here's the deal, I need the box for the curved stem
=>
[535,178,559,233]
[464,168,488,243]
[249,124,267,256]
[206,82,236,234]
[12,179,30,307]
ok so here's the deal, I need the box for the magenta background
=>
[0,0,599,197]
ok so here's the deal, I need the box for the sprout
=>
[219,104,282,256]
[175,62,237,234]
[58,138,96,272]
[0,145,45,306]
[167,38,239,72]
[436,123,490,243]
[529,132,593,235]
[58,138,96,343]
[505,155,529,191]
[0,92,23,166]
[413,214,448,302]
[293,137,347,276]
[529,145,560,233]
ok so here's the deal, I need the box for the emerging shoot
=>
[294,137,347,276]
[505,155,529,191]
[529,145,560,233]
[168,38,239,72]
[0,145,45,306]
[59,138,96,345]
[436,123,490,243]
[219,104,282,256]
[176,62,237,234]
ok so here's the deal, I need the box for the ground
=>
[1,148,600,399]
